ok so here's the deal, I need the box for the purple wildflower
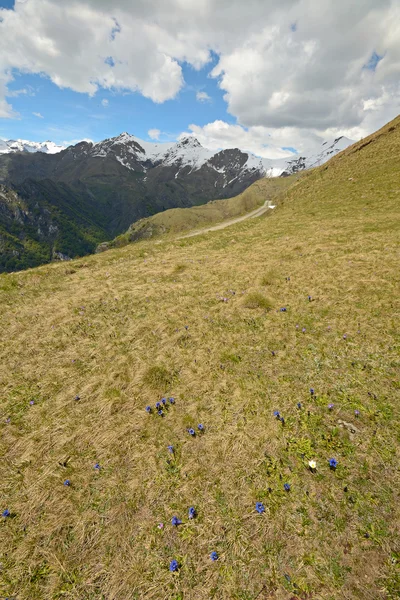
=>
[169,397,175,404]
[169,559,179,572]
[197,424,204,432]
[94,463,101,470]
[302,328,306,333]
[329,458,338,469]
[328,403,334,410]
[155,402,161,410]
[63,479,71,486]
[310,388,315,396]
[188,428,195,436]
[145,406,152,413]
[29,400,35,406]
[2,509,10,518]
[161,397,167,406]
[355,410,360,417]
[167,445,174,453]
[255,502,265,514]
[188,507,196,519]
[171,516,182,526]
[284,483,291,491]
[210,551,218,561]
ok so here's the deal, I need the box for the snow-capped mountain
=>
[0,138,66,155]
[0,132,354,179]
[84,132,353,179]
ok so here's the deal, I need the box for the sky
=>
[0,0,399,159]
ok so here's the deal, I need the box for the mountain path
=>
[178,200,274,239]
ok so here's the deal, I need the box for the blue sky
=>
[0,45,233,145]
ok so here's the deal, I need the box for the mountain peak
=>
[177,136,202,148]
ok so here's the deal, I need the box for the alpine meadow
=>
[0,113,399,600]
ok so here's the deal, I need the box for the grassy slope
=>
[0,117,399,600]
[103,175,298,249]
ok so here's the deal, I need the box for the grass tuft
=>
[243,291,274,310]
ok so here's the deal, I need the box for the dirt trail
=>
[178,200,274,239]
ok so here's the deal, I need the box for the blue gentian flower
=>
[167,445,174,453]
[280,308,287,312]
[161,397,167,405]
[308,295,312,301]
[279,416,285,425]
[329,458,338,469]
[188,428,195,436]
[310,388,315,395]
[297,402,302,409]
[169,397,175,404]
[156,402,161,410]
[273,410,280,418]
[145,406,152,413]
[171,516,182,526]
[198,424,204,431]
[2,509,10,518]
[284,483,291,491]
[94,463,101,470]
[328,403,334,410]
[210,551,218,561]
[29,400,35,406]
[63,479,71,486]
[169,559,179,572]
[271,351,275,356]
[74,395,80,401]
[185,325,189,330]
[255,502,265,514]
[158,409,164,417]
[188,507,196,519]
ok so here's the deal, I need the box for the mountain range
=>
[0,133,353,273]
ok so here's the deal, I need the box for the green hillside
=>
[0,116,399,600]
[99,175,299,250]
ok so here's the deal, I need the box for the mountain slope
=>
[99,174,300,250]
[0,116,399,600]
[0,134,353,273]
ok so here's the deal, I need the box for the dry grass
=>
[0,116,399,599]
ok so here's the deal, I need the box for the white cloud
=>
[32,111,44,118]
[0,0,398,146]
[101,98,109,107]
[62,137,94,146]
[148,128,161,140]
[196,91,211,102]
[182,120,328,159]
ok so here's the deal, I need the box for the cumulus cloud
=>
[32,111,44,118]
[101,99,109,107]
[182,120,331,159]
[0,0,399,144]
[148,128,161,140]
[196,91,211,103]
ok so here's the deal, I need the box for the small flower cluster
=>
[145,397,176,416]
